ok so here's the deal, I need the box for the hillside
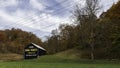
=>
[0,28,42,54]
[44,1,120,59]
[105,1,120,19]
[55,47,81,59]
[0,53,22,62]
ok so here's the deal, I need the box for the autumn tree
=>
[43,24,77,54]
[98,1,120,59]
[59,24,76,49]
[73,0,101,60]
[0,28,42,54]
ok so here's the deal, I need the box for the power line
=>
[0,0,79,39]
[0,0,75,29]
[0,0,104,31]
[0,0,113,39]
[42,0,70,10]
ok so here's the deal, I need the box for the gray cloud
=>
[0,0,118,41]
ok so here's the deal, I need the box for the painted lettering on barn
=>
[24,43,46,59]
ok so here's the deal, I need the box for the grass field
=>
[0,55,120,68]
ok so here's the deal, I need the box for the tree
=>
[73,0,101,60]
[43,29,61,54]
[0,28,43,54]
[59,24,76,49]
[99,1,120,59]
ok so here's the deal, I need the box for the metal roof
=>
[31,43,46,51]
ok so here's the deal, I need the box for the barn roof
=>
[31,43,46,51]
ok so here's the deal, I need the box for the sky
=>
[0,0,118,41]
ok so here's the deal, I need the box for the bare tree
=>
[73,0,101,60]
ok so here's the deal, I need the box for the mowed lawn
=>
[0,55,120,68]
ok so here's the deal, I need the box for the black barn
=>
[24,43,46,59]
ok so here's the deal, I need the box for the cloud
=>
[55,0,85,10]
[101,0,118,11]
[21,12,71,32]
[30,0,46,11]
[0,0,118,41]
[0,0,18,8]
[0,6,71,40]
[0,10,17,22]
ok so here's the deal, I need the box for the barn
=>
[24,43,46,59]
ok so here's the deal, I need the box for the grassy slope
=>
[55,47,81,59]
[0,49,120,68]
[0,53,23,62]
[0,55,120,68]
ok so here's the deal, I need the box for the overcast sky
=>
[0,0,118,41]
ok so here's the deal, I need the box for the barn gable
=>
[24,43,46,59]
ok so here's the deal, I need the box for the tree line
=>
[43,0,120,60]
[0,28,42,54]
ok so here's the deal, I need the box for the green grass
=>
[55,47,81,59]
[0,55,120,68]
